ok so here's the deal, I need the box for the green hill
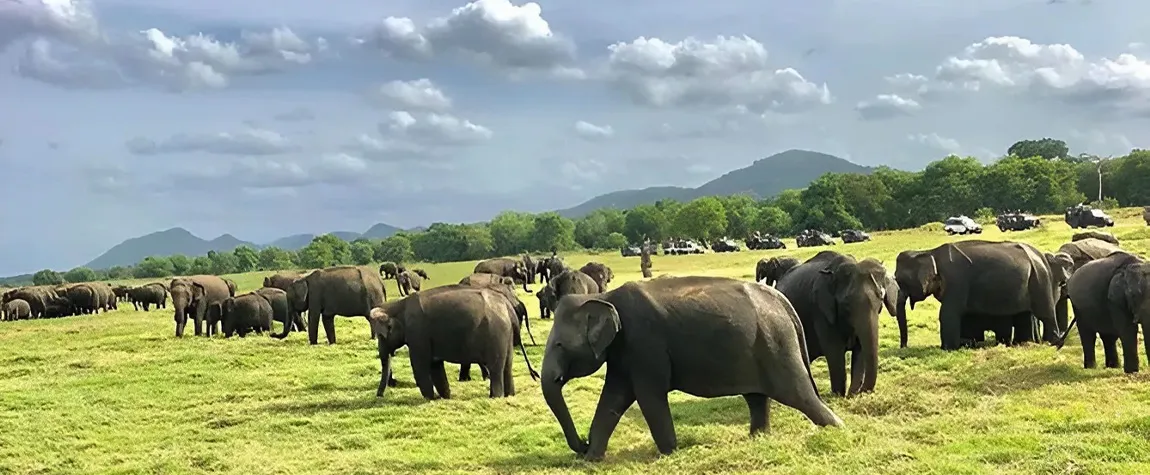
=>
[555,149,872,218]
[84,228,260,270]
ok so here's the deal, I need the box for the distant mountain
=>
[556,149,873,218]
[82,223,406,270]
[84,228,259,270]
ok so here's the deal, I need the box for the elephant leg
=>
[939,301,966,351]
[1143,323,1150,369]
[429,360,451,399]
[1120,328,1140,374]
[321,314,336,345]
[480,364,490,381]
[488,355,507,398]
[458,364,472,382]
[1102,335,1120,369]
[743,393,770,436]
[583,368,637,461]
[633,383,676,456]
[1079,326,1097,369]
[823,348,847,397]
[409,352,438,400]
[502,353,515,397]
[848,349,865,396]
[306,310,321,345]
[1056,297,1069,336]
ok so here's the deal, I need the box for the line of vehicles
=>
[621,203,1134,257]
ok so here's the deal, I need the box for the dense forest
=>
[17,140,1150,286]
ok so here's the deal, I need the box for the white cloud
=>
[372,78,453,111]
[907,133,962,155]
[381,111,493,145]
[126,128,297,155]
[899,36,1150,116]
[573,120,613,140]
[0,0,101,49]
[344,134,433,161]
[360,0,580,77]
[13,38,127,89]
[856,94,921,120]
[603,35,831,114]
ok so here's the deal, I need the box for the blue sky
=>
[1,0,1147,275]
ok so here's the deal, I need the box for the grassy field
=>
[3,209,1150,474]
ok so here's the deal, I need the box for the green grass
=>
[4,210,1150,474]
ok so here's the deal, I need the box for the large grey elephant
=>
[1059,238,1121,271]
[1072,231,1119,246]
[893,240,1064,350]
[474,257,531,292]
[277,265,388,344]
[541,276,843,461]
[128,283,168,311]
[459,273,514,289]
[263,272,300,291]
[369,285,538,400]
[775,251,893,396]
[755,256,801,286]
[169,275,232,338]
[578,262,614,292]
[1061,251,1150,373]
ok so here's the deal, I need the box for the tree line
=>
[17,141,1150,287]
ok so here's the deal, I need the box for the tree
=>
[232,246,259,273]
[603,232,628,249]
[299,234,353,269]
[791,174,862,232]
[529,213,577,252]
[350,240,377,265]
[168,255,191,276]
[105,266,133,279]
[257,247,295,271]
[1007,138,1069,161]
[754,205,793,235]
[672,197,728,243]
[189,256,213,275]
[719,194,759,239]
[376,235,414,264]
[488,211,535,256]
[623,205,669,244]
[63,267,97,283]
[207,250,239,275]
[32,269,64,286]
[134,257,175,278]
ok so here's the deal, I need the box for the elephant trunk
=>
[541,358,586,455]
[173,296,189,337]
[859,311,881,393]
[895,290,909,348]
[376,337,393,397]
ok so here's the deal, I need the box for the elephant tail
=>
[1054,317,1078,350]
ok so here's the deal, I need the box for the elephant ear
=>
[291,278,309,306]
[578,299,620,360]
[191,282,207,302]
[817,264,842,325]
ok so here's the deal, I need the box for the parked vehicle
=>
[943,215,983,235]
[996,211,1041,231]
[1064,203,1115,228]
[840,229,871,243]
[796,229,835,247]
[620,242,658,257]
[745,233,786,250]
[662,238,704,255]
[710,238,741,253]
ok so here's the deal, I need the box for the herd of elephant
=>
[2,227,1148,462]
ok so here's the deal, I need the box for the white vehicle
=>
[943,215,983,235]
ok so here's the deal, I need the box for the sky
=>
[1,0,1147,275]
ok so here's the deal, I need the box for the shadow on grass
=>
[262,393,425,415]
[879,344,946,360]
[951,361,1114,395]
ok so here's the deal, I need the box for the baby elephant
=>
[1063,251,1150,372]
[396,270,422,297]
[221,292,274,338]
[3,299,31,321]
[369,285,537,400]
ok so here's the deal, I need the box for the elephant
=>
[1059,238,1122,272]
[59,284,99,315]
[222,278,238,297]
[253,287,305,333]
[536,256,568,285]
[755,256,801,286]
[474,258,530,292]
[893,240,1067,350]
[1061,251,1150,373]
[960,311,1035,347]
[263,272,300,291]
[1144,206,1150,226]
[540,270,599,315]
[379,262,402,279]
[128,283,168,311]
[3,299,30,320]
[277,265,388,344]
[17,286,73,318]
[459,273,514,290]
[541,276,844,461]
[412,268,429,281]
[113,285,132,302]
[221,292,274,338]
[1072,231,1119,246]
[537,285,557,319]
[169,275,232,338]
[578,262,614,293]
[775,251,892,396]
[522,254,536,283]
[91,282,116,311]
[397,270,422,297]
[369,285,538,400]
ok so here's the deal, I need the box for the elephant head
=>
[538,285,557,312]
[367,305,408,397]
[1045,252,1075,299]
[287,277,309,314]
[221,297,238,337]
[541,296,618,456]
[1110,260,1150,325]
[818,257,886,394]
[756,257,800,286]
[893,250,944,347]
[413,269,429,280]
